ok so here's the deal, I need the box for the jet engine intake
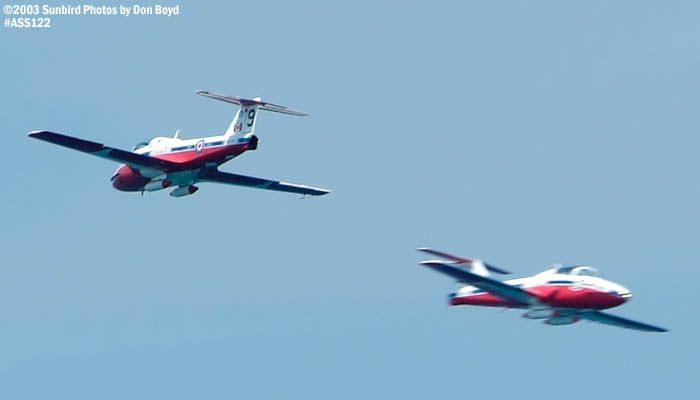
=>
[544,315,580,326]
[170,185,199,197]
[144,179,172,191]
[522,309,556,319]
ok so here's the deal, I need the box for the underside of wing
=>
[420,260,538,305]
[28,131,181,172]
[198,169,330,196]
[580,311,668,332]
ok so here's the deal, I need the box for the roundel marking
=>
[195,140,205,153]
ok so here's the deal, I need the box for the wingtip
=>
[313,187,331,196]
[642,326,669,333]
[301,188,330,197]
[28,130,59,139]
[416,247,437,255]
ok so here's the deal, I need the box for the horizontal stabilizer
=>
[417,248,511,274]
[196,90,308,116]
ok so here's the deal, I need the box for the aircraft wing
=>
[28,131,181,172]
[580,311,668,332]
[420,260,539,305]
[198,169,330,196]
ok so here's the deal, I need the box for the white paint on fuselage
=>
[133,133,234,156]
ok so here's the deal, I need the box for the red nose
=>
[111,165,148,191]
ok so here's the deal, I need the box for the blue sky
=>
[2,1,698,398]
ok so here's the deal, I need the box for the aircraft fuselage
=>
[449,273,630,310]
[111,135,253,191]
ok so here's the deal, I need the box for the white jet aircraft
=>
[419,248,668,332]
[28,90,329,197]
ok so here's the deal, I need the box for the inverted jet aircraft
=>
[28,91,330,197]
[418,248,667,332]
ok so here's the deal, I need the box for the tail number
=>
[247,109,256,127]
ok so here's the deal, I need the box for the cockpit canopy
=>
[132,142,149,151]
[132,137,159,151]
[554,265,602,277]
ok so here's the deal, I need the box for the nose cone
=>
[111,165,148,191]
[111,173,137,191]
[447,292,458,305]
[111,173,124,190]
[615,284,632,303]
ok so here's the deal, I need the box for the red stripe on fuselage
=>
[450,292,524,307]
[152,143,248,166]
[527,285,625,309]
[450,284,625,310]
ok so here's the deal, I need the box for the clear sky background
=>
[1,1,698,398]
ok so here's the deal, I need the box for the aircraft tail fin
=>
[224,102,259,138]
[469,260,490,277]
[196,90,308,139]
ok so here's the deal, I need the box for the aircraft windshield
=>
[132,142,149,151]
[133,137,159,151]
[555,265,602,278]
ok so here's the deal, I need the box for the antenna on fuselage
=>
[174,129,180,139]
